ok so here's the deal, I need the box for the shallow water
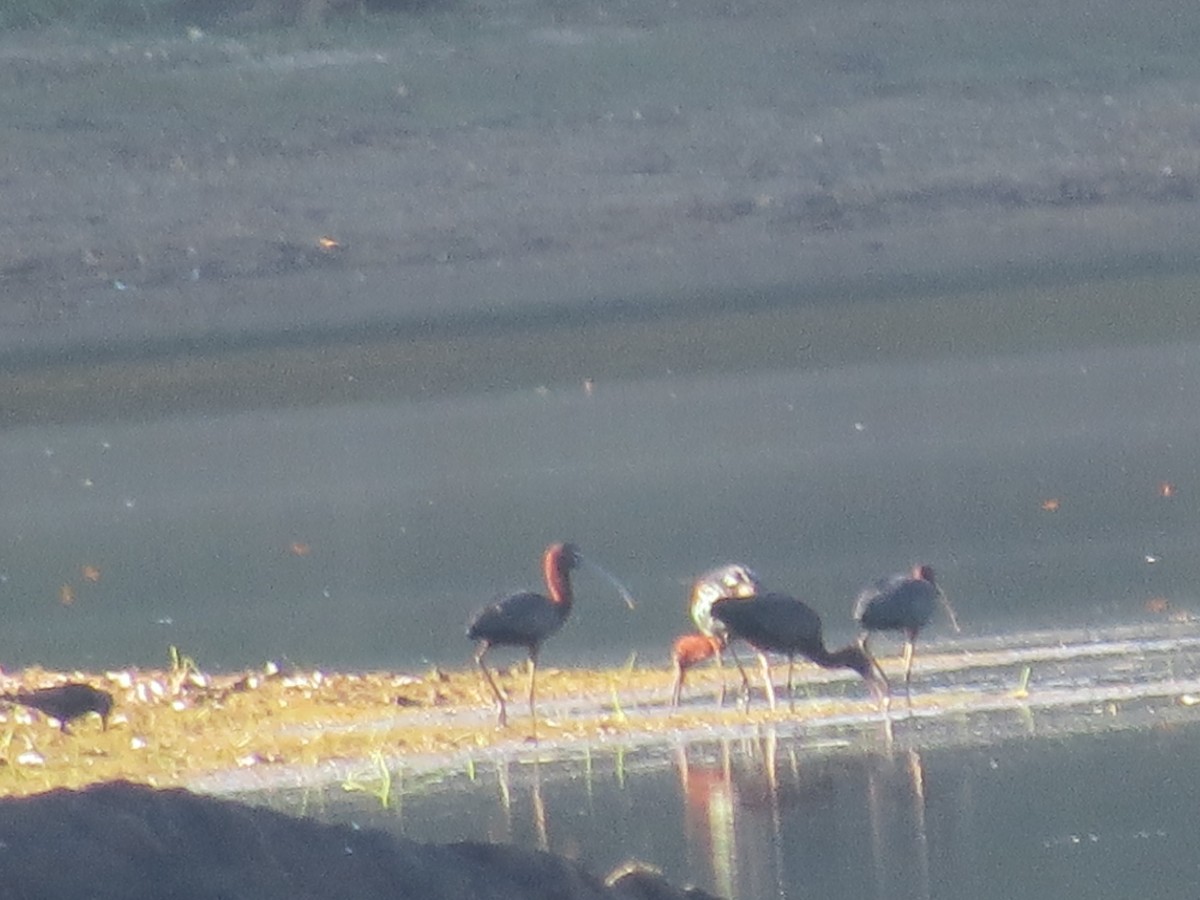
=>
[259,711,1200,900]
[194,621,1200,899]
[3,342,1199,672]
[2,278,1199,672]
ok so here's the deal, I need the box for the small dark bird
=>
[853,564,960,704]
[2,683,113,733]
[467,542,635,727]
[711,593,887,710]
[677,563,763,706]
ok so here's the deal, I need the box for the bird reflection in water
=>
[531,759,549,851]
[677,729,838,899]
[488,757,549,852]
[672,732,941,900]
[866,749,932,900]
[675,741,738,900]
[491,758,514,844]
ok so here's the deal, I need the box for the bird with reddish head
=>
[467,542,635,728]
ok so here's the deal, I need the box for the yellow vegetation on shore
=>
[0,658,764,798]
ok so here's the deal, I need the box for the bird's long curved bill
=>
[580,556,637,609]
[937,587,961,633]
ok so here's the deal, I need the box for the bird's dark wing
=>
[854,576,936,630]
[6,684,111,724]
[712,593,822,654]
[466,592,566,647]
[852,577,892,622]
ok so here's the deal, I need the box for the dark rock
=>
[0,781,712,900]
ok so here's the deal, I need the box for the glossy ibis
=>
[689,563,764,637]
[669,632,723,707]
[467,542,635,727]
[711,593,887,710]
[2,683,113,733]
[679,563,763,705]
[853,564,960,704]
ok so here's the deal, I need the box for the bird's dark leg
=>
[527,646,540,726]
[670,662,685,708]
[727,644,754,708]
[474,642,508,727]
[858,634,891,715]
[869,670,892,717]
[785,655,796,711]
[757,652,777,711]
[902,629,918,711]
[714,647,727,707]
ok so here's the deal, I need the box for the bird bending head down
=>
[711,593,888,710]
[669,633,722,707]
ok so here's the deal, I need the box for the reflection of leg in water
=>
[531,759,548,852]
[865,751,932,900]
[907,749,932,900]
[675,741,738,900]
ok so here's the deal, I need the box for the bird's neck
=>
[544,553,574,608]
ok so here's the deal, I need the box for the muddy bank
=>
[4,4,1200,366]
[0,780,716,899]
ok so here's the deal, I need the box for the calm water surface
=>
[256,714,1200,900]
[2,283,1199,672]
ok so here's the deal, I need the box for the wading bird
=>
[669,632,723,707]
[689,563,764,638]
[674,563,763,706]
[467,542,635,727]
[1,683,113,733]
[853,564,960,704]
[711,593,887,710]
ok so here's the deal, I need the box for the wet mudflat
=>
[2,620,1195,792]
[4,0,1200,360]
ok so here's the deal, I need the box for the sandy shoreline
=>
[3,621,1198,799]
